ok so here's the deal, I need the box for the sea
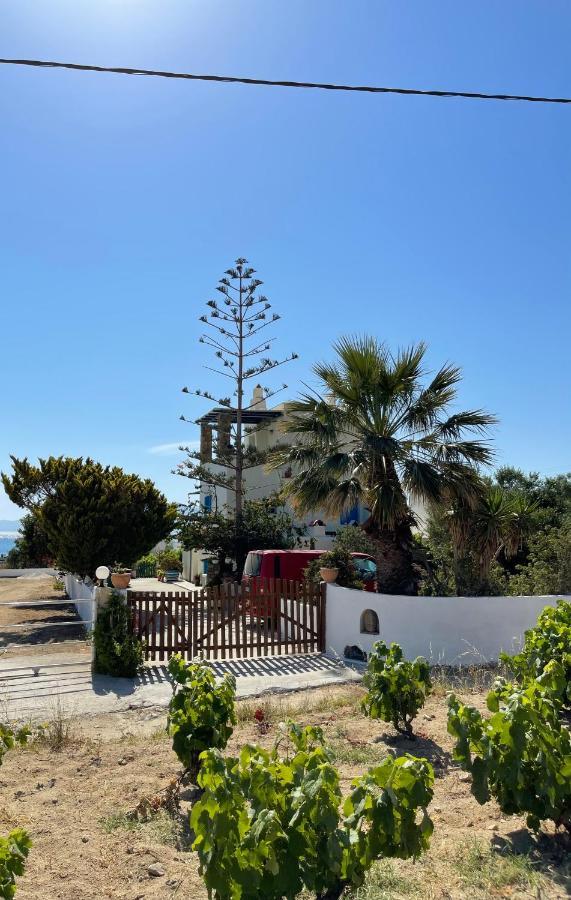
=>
[0,534,17,556]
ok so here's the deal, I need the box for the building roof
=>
[196,407,283,426]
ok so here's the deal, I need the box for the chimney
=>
[200,424,213,463]
[251,384,267,410]
[216,413,232,460]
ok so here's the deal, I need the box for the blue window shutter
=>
[340,504,359,525]
[204,495,212,511]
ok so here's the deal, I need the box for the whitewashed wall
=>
[64,573,96,630]
[325,585,567,665]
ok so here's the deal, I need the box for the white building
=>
[185,386,428,582]
[186,387,367,581]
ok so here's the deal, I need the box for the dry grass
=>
[235,684,363,725]
[1,682,569,899]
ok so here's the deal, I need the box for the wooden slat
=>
[207,587,214,659]
[262,579,269,656]
[255,581,262,658]
[212,587,219,660]
[276,579,282,656]
[174,596,179,653]
[295,581,301,654]
[231,584,238,659]
[308,584,315,652]
[267,578,274,656]
[302,583,309,653]
[144,595,150,659]
[159,598,166,661]
[183,596,190,658]
[225,585,231,658]
[192,591,199,659]
[240,583,248,660]
[153,596,160,662]
[168,594,175,654]
[248,585,254,657]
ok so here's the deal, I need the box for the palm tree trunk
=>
[370,524,417,595]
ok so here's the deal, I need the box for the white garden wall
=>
[64,573,96,631]
[325,585,568,665]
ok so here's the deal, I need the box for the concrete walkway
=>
[0,650,361,722]
[128,577,197,593]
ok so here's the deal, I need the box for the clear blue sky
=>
[1,1,570,519]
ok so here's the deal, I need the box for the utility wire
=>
[0,57,569,105]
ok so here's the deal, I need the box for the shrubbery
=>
[500,598,571,707]
[93,591,143,678]
[304,548,363,589]
[448,663,571,832]
[2,456,176,579]
[191,721,434,900]
[167,655,236,782]
[361,641,431,738]
[156,545,182,573]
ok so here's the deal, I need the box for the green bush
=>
[361,641,432,738]
[447,664,571,832]
[0,830,31,900]
[167,655,236,782]
[135,553,158,567]
[0,725,31,899]
[500,599,571,707]
[508,526,571,597]
[304,548,363,589]
[190,721,434,900]
[156,545,182,573]
[93,591,143,678]
[0,726,29,767]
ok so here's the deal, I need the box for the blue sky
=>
[1,1,570,519]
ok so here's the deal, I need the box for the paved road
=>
[0,568,57,578]
[0,650,360,721]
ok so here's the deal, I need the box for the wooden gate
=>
[127,579,326,662]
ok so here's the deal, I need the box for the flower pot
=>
[111,573,131,589]
[319,566,339,584]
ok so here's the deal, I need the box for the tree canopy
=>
[273,337,495,594]
[178,494,296,578]
[420,469,571,596]
[2,456,177,579]
[5,514,52,569]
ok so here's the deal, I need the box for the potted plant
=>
[317,550,340,584]
[111,563,132,590]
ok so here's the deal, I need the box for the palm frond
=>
[435,409,498,438]
[400,459,444,504]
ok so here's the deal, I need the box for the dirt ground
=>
[0,575,86,654]
[1,682,569,900]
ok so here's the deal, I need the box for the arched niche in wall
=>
[360,608,379,635]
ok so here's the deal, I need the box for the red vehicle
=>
[242,549,377,591]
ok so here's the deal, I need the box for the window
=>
[203,495,212,511]
[360,609,379,635]
[243,552,262,577]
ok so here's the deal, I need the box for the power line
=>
[0,57,569,105]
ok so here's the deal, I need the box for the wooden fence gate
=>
[127,579,326,662]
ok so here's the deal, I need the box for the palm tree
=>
[446,485,538,584]
[271,337,496,594]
